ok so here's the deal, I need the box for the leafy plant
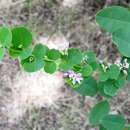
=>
[0,5,130,130]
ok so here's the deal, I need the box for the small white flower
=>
[83,55,88,62]
[123,59,129,69]
[107,63,112,68]
[99,60,103,64]
[115,59,120,65]
[123,70,128,75]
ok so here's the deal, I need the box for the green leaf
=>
[67,48,82,65]
[101,115,126,130]
[100,125,108,130]
[96,6,130,33]
[20,48,32,60]
[108,64,120,80]
[47,49,61,60]
[99,72,109,82]
[0,26,12,47]
[44,61,57,74]
[127,67,130,81]
[74,77,97,96]
[0,47,5,60]
[12,26,32,49]
[115,73,126,88]
[124,125,130,130]
[59,49,82,71]
[59,55,73,72]
[81,64,93,77]
[83,50,96,63]
[9,47,22,58]
[59,60,72,72]
[104,81,117,97]
[98,82,111,97]
[90,61,99,70]
[89,100,110,125]
[33,44,48,59]
[112,28,130,57]
[21,57,44,72]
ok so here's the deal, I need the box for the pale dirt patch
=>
[62,0,83,7]
[37,32,69,50]
[6,71,65,123]
[1,34,69,123]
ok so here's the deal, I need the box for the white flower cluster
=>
[115,59,129,70]
[99,60,109,72]
[99,58,130,75]
[115,58,129,75]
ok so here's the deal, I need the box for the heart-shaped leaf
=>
[89,100,110,125]
[96,6,130,33]
[112,28,130,57]
[67,48,82,65]
[47,49,61,60]
[21,57,44,72]
[99,72,109,82]
[104,82,117,97]
[108,64,120,80]
[21,44,47,72]
[101,115,126,130]
[33,44,48,59]
[12,26,32,49]
[44,61,57,74]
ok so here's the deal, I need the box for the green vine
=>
[0,5,130,130]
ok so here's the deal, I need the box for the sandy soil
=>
[0,0,130,130]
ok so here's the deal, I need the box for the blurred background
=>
[0,0,130,130]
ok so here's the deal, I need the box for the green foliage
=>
[11,26,32,49]
[96,6,130,33]
[100,126,107,130]
[59,58,72,71]
[74,77,98,96]
[115,73,126,88]
[112,28,130,57]
[124,126,130,130]
[101,115,126,130]
[89,100,110,125]
[0,26,12,47]
[103,81,117,96]
[83,50,96,63]
[21,44,47,72]
[83,50,98,70]
[81,64,93,77]
[67,48,82,65]
[99,72,109,82]
[20,48,32,60]
[44,61,57,74]
[21,58,44,72]
[0,47,5,60]
[33,44,48,59]
[47,49,61,60]
[108,64,120,80]
[59,48,82,71]
[96,6,130,58]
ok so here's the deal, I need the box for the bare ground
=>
[0,0,130,130]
